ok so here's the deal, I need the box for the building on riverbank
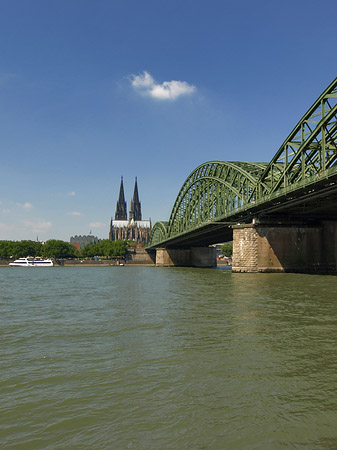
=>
[70,234,100,252]
[109,177,151,244]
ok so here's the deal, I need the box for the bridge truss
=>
[148,78,337,248]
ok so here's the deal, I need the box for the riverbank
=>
[59,259,155,267]
[0,259,155,267]
[0,259,231,267]
[0,249,231,267]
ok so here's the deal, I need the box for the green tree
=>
[0,240,43,258]
[17,240,43,257]
[104,240,128,258]
[42,240,78,259]
[112,240,128,257]
[221,242,233,257]
[0,241,13,258]
[81,243,97,258]
[81,240,129,259]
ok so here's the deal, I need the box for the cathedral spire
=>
[129,176,142,221]
[115,176,127,220]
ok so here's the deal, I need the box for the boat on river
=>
[9,257,54,267]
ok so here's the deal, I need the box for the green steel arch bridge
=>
[148,78,337,249]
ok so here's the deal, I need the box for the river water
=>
[1,266,337,449]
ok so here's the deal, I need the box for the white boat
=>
[9,257,54,267]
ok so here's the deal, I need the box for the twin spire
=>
[115,176,142,221]
[114,176,127,220]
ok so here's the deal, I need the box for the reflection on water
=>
[1,267,337,449]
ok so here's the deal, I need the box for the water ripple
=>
[1,268,337,449]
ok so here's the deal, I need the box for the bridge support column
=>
[155,247,216,267]
[190,246,217,267]
[155,248,191,267]
[232,221,337,274]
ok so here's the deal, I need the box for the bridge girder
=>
[255,78,337,198]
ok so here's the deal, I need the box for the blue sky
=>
[1,0,336,241]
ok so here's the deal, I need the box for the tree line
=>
[0,239,129,259]
[81,240,128,258]
[0,240,78,259]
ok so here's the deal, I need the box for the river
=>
[1,266,337,449]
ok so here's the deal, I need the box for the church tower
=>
[129,177,142,221]
[109,176,151,244]
[115,176,127,220]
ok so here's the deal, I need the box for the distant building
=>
[70,235,100,252]
[109,177,151,244]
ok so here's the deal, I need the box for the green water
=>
[1,266,337,449]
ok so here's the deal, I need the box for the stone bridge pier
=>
[155,247,217,268]
[232,220,337,274]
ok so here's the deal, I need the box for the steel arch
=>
[166,161,268,237]
[148,221,169,247]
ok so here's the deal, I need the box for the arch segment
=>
[253,77,337,199]
[148,221,169,247]
[151,161,268,246]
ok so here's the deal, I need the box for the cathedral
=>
[109,177,151,244]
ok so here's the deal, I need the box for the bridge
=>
[147,78,337,273]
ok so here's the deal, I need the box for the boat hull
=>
[9,258,54,267]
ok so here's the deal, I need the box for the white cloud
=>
[23,219,52,233]
[130,71,196,100]
[67,211,81,216]
[16,202,33,209]
[131,71,154,89]
[1,209,10,215]
[67,191,76,197]
[89,222,106,228]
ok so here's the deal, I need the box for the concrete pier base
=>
[190,246,217,267]
[155,248,191,267]
[232,221,337,274]
[155,246,216,268]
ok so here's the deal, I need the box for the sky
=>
[1,0,337,241]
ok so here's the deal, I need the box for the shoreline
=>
[0,260,155,267]
[0,259,231,268]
